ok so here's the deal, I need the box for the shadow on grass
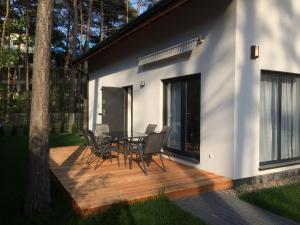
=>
[0,134,206,225]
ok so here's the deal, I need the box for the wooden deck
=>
[50,146,233,216]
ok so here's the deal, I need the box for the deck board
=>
[50,146,232,216]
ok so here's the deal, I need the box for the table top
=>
[102,131,147,139]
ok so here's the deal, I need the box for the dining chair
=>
[86,130,119,169]
[129,132,165,175]
[161,126,173,160]
[145,124,157,134]
[95,123,113,143]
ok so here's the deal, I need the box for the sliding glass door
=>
[260,71,300,166]
[163,75,200,161]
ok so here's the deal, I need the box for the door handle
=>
[99,109,106,116]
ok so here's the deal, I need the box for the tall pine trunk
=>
[82,0,94,130]
[68,0,78,133]
[0,0,9,52]
[99,0,104,42]
[25,0,30,125]
[24,0,54,215]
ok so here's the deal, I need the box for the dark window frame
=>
[260,70,300,169]
[161,73,201,162]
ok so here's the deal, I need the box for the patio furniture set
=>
[80,124,172,175]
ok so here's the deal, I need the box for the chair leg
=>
[165,150,171,161]
[141,156,148,175]
[117,151,120,167]
[159,153,166,172]
[129,150,133,169]
[124,152,127,167]
[110,152,113,163]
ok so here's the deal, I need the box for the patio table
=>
[102,131,148,166]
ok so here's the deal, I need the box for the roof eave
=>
[72,0,190,65]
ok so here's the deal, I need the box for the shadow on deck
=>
[50,146,232,216]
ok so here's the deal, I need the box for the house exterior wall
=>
[234,0,300,179]
[88,0,236,178]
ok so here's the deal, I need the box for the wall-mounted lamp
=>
[198,36,205,45]
[251,45,259,59]
[140,81,145,88]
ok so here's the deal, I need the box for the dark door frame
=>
[123,85,133,137]
[162,73,201,162]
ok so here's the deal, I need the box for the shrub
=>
[71,123,78,133]
[11,125,18,136]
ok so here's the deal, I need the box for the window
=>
[163,75,200,162]
[260,71,300,167]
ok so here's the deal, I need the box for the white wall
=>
[88,0,236,178]
[234,0,300,179]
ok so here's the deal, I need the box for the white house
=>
[73,0,300,184]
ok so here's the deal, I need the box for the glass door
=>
[163,75,200,161]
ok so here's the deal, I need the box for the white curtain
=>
[260,77,279,162]
[260,74,300,162]
[281,76,300,159]
[168,82,182,150]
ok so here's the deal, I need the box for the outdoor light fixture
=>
[251,45,259,59]
[198,35,205,45]
[140,81,145,88]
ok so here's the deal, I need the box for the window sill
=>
[259,159,300,171]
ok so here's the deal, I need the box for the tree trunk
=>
[137,0,141,16]
[24,0,54,215]
[125,0,129,23]
[62,15,72,132]
[82,0,94,130]
[79,0,83,53]
[99,0,104,42]
[0,0,9,52]
[25,0,30,124]
[68,0,78,133]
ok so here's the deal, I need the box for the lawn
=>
[240,183,300,223]
[0,133,206,225]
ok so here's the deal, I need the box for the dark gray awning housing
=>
[138,37,202,66]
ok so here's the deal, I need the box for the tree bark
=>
[24,0,54,215]
[25,0,30,124]
[125,0,129,23]
[99,0,104,42]
[82,0,94,130]
[137,0,141,16]
[0,0,9,52]
[79,0,83,53]
[68,0,78,133]
[62,15,72,132]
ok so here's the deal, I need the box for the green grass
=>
[240,183,300,223]
[0,133,206,225]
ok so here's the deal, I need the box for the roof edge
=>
[72,0,189,65]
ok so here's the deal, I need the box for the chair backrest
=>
[144,132,164,155]
[161,126,172,148]
[145,124,157,135]
[87,130,100,153]
[81,129,91,146]
[95,124,110,137]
